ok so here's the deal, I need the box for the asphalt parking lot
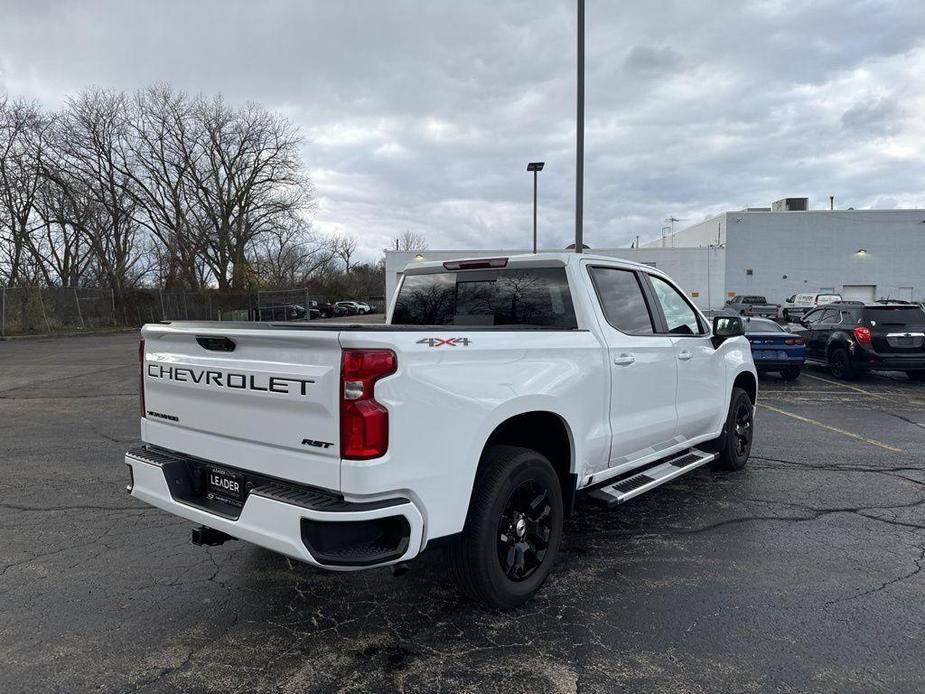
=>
[2,332,924,693]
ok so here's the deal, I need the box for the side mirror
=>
[712,315,744,347]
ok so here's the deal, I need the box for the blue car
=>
[743,317,805,380]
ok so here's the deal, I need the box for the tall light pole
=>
[527,162,545,253]
[574,0,585,253]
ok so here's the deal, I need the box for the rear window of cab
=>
[393,267,578,328]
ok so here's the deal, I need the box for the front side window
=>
[650,276,703,335]
[392,267,577,328]
[588,267,654,334]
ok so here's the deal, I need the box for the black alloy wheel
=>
[446,445,563,609]
[733,399,753,459]
[716,386,753,470]
[497,479,553,581]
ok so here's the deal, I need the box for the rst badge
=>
[416,337,471,347]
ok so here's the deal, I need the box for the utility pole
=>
[574,0,585,253]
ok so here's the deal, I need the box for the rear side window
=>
[392,267,577,328]
[862,306,925,328]
[588,267,654,334]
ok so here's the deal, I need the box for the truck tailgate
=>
[140,323,342,490]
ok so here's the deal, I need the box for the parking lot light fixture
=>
[527,162,545,253]
[856,249,868,256]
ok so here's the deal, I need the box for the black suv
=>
[792,303,925,380]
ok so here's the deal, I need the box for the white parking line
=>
[801,372,888,400]
[758,403,903,453]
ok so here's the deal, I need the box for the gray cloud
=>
[624,45,683,74]
[1,0,923,260]
[841,95,903,135]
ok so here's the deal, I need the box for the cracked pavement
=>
[1,333,924,693]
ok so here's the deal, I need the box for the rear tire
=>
[716,387,753,471]
[829,347,856,381]
[447,445,563,609]
[780,366,801,380]
[907,371,925,382]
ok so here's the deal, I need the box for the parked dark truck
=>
[725,295,779,318]
[792,303,925,380]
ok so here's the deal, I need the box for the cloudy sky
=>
[1,0,924,261]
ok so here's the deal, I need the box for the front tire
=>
[447,445,563,609]
[907,371,925,382]
[716,387,754,470]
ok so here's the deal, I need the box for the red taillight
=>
[854,326,872,346]
[138,339,146,418]
[340,349,397,460]
[784,337,804,345]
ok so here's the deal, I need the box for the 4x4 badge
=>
[416,337,471,347]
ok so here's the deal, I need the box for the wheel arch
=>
[733,369,757,405]
[478,410,577,515]
[825,335,851,360]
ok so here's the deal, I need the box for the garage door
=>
[842,284,876,302]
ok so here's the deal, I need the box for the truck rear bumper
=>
[125,446,424,570]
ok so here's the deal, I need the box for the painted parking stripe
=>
[758,403,903,452]
[801,372,887,399]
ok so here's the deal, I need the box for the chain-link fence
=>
[0,286,385,337]
[0,287,243,336]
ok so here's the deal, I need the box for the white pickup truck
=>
[126,253,757,608]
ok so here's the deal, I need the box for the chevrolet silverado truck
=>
[126,253,757,608]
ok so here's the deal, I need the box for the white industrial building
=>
[385,199,925,311]
[643,199,925,306]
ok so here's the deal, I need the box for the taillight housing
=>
[340,349,397,460]
[784,337,804,345]
[138,339,146,418]
[854,326,872,346]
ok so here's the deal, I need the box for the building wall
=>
[723,210,925,303]
[385,247,727,310]
[640,213,727,249]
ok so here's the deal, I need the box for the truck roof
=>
[402,252,668,278]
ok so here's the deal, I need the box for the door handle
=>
[677,350,693,361]
[613,353,636,366]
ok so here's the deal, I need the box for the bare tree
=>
[121,85,203,290]
[30,169,95,286]
[181,96,315,290]
[48,89,148,294]
[392,230,427,252]
[252,223,335,288]
[334,233,358,272]
[0,98,48,286]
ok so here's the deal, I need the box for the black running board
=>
[587,448,718,509]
